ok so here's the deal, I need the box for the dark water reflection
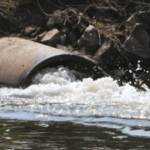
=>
[0,119,149,150]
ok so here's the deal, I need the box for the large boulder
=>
[124,23,150,64]
[78,25,100,55]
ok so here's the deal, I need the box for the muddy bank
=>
[1,0,150,90]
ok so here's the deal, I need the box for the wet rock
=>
[78,25,100,55]
[41,29,61,46]
[111,69,126,78]
[110,69,126,85]
[94,39,119,68]
[136,72,150,89]
[124,23,150,64]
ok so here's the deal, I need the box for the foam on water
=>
[0,66,150,118]
[1,66,150,137]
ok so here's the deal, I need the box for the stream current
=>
[0,66,150,149]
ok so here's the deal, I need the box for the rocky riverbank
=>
[1,0,150,90]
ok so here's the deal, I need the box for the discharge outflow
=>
[0,66,150,121]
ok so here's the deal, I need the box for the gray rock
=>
[31,27,41,37]
[47,10,62,29]
[94,39,119,67]
[56,44,68,51]
[73,51,80,55]
[60,34,66,45]
[67,45,74,52]
[124,23,150,63]
[80,47,88,55]
[41,29,61,46]
[24,27,38,36]
[47,18,55,29]
[36,31,47,42]
[78,25,100,55]
[67,31,78,45]
[110,69,126,86]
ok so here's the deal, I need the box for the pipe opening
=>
[0,37,105,88]
[21,59,103,88]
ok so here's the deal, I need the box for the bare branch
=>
[37,0,53,17]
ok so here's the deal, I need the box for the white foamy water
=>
[0,66,150,137]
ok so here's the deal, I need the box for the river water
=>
[0,66,150,149]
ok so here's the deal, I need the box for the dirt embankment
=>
[1,0,150,90]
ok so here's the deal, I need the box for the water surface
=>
[0,66,150,149]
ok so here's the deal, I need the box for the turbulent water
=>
[0,66,150,139]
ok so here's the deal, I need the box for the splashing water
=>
[0,66,150,137]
